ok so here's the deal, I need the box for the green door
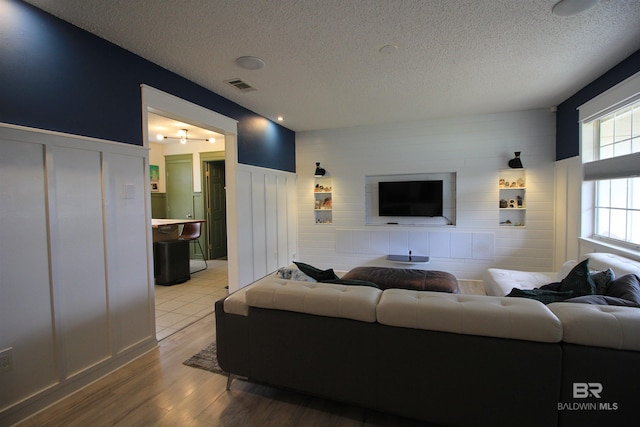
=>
[165,155,193,220]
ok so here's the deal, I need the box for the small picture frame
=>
[150,182,159,192]
[150,164,160,182]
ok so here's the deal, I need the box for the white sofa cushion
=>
[245,279,382,322]
[549,302,640,351]
[376,289,563,343]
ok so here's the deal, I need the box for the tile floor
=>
[154,259,229,340]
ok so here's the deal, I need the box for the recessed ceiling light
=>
[552,0,599,16]
[379,44,398,54]
[235,56,265,70]
[277,116,284,122]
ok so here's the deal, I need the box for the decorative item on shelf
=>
[508,199,517,208]
[314,184,331,192]
[499,178,506,188]
[517,177,525,187]
[314,162,326,177]
[517,195,523,207]
[500,199,508,208]
[508,151,523,168]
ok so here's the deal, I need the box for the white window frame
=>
[579,71,640,251]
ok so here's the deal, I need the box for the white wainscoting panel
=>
[103,152,153,352]
[429,231,451,258]
[450,232,473,259]
[0,124,155,424]
[0,139,58,412]
[235,164,297,289]
[251,173,268,279]
[48,145,110,377]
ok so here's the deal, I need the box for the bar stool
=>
[179,222,207,273]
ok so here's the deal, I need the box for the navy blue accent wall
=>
[556,49,640,161]
[0,0,295,172]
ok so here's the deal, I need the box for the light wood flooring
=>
[17,277,485,427]
[17,313,435,427]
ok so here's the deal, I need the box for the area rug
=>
[182,341,226,376]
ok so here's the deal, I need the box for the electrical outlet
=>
[0,347,13,372]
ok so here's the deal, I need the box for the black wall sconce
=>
[508,152,524,168]
[314,162,326,177]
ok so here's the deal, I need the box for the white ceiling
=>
[25,0,640,132]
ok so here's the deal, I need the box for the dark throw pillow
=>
[604,274,640,305]
[506,288,574,304]
[293,261,339,282]
[558,258,595,297]
[591,268,615,295]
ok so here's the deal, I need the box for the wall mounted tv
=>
[378,180,443,217]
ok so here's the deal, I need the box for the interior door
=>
[165,155,193,220]
[205,160,227,259]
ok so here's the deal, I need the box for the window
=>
[582,98,640,247]
[596,104,640,159]
[594,177,640,244]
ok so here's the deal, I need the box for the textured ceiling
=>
[25,0,640,132]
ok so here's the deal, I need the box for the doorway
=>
[151,143,228,341]
[145,110,232,340]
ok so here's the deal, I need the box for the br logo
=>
[573,383,603,398]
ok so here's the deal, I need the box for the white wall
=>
[0,124,156,424]
[296,110,557,279]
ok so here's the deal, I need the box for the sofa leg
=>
[226,373,233,390]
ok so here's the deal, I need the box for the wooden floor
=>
[17,311,434,427]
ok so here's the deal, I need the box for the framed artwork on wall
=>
[150,164,160,182]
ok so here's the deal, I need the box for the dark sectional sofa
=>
[215,264,640,427]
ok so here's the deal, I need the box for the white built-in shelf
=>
[314,178,332,224]
[499,169,526,227]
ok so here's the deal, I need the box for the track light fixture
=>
[156,129,215,144]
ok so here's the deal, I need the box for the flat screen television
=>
[378,180,443,217]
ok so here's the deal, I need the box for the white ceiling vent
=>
[225,78,256,92]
